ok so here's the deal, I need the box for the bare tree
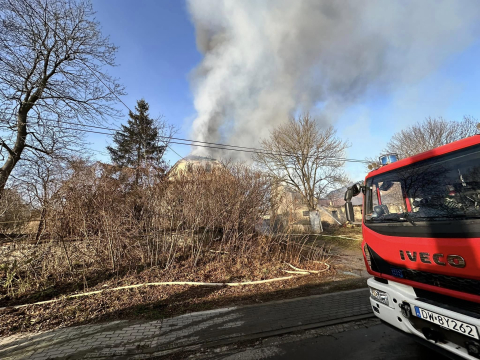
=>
[388,116,476,158]
[365,116,478,170]
[12,153,70,241]
[254,114,349,211]
[0,0,124,194]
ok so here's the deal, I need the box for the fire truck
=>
[345,135,480,359]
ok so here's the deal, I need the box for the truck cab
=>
[346,135,480,359]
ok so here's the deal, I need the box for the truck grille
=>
[390,266,480,297]
[366,244,480,299]
[414,288,480,319]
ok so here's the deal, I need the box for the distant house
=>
[274,186,315,233]
[274,182,365,231]
[274,186,329,233]
[318,184,363,224]
[167,155,223,180]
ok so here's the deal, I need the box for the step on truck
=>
[345,135,480,359]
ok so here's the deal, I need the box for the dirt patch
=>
[303,227,367,278]
[318,237,368,278]
[325,226,362,240]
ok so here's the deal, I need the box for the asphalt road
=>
[191,320,452,360]
[268,323,450,360]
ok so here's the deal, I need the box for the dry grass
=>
[0,265,366,337]
[0,161,347,336]
[0,246,342,337]
[0,161,371,339]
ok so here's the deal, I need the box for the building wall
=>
[320,205,362,224]
[275,185,363,229]
[168,156,222,180]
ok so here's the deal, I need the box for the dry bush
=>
[0,188,32,235]
[0,161,327,301]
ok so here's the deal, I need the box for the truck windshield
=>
[365,143,480,223]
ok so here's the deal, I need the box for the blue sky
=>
[91,0,200,164]
[91,0,480,181]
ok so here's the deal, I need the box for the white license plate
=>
[414,306,479,339]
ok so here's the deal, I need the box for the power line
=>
[24,124,367,164]
[1,116,370,163]
[39,123,367,163]
[5,116,289,153]
[166,145,183,159]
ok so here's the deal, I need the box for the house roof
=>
[322,183,363,206]
[168,154,222,178]
[182,155,218,162]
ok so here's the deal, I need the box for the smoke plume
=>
[187,0,480,158]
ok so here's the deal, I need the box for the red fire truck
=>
[345,135,480,359]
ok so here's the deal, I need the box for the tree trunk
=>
[309,210,323,234]
[0,111,28,197]
[135,146,141,186]
[35,207,47,243]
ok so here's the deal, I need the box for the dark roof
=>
[322,183,363,206]
[182,155,218,162]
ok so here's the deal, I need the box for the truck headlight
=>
[370,287,389,306]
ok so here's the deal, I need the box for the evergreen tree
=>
[107,99,167,183]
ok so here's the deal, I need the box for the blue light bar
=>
[379,154,398,166]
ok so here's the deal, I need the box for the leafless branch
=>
[0,0,125,194]
[254,114,350,211]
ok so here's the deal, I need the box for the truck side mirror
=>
[344,183,363,202]
[352,183,362,197]
[345,201,355,222]
[344,188,354,202]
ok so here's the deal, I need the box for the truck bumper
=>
[368,277,480,360]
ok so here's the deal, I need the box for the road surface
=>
[188,319,451,360]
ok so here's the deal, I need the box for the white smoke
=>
[187,0,480,157]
